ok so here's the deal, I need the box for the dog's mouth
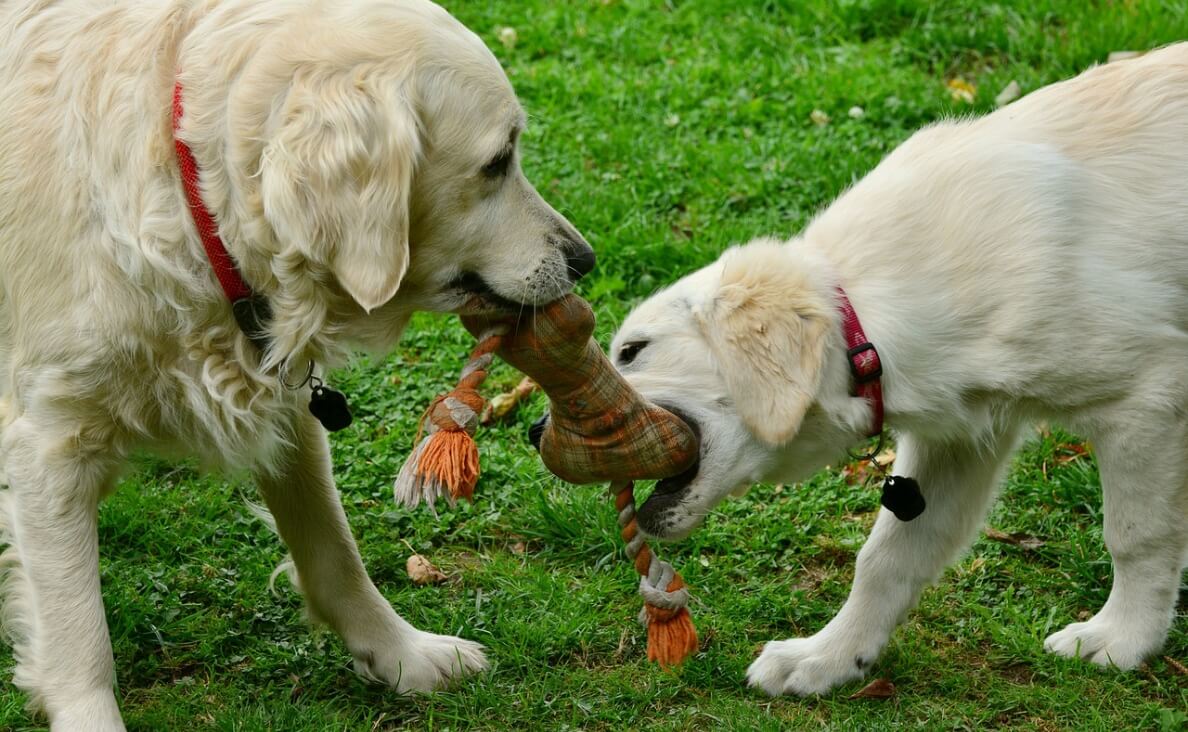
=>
[636,407,702,536]
[528,405,702,539]
[448,271,528,313]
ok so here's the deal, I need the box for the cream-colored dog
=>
[0,0,593,728]
[611,44,1187,695]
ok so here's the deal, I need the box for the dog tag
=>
[309,384,353,432]
[881,475,925,521]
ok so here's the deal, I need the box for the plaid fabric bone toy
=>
[393,295,701,666]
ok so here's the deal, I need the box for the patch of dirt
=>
[998,662,1035,686]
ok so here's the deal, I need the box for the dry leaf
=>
[850,678,896,699]
[946,78,976,104]
[1054,442,1091,465]
[1108,50,1144,63]
[841,461,873,485]
[289,673,304,702]
[995,80,1021,107]
[842,448,896,485]
[810,109,831,126]
[480,377,537,424]
[510,541,528,555]
[406,555,448,585]
[984,527,1045,550]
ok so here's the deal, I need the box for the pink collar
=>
[835,286,883,437]
[172,81,270,348]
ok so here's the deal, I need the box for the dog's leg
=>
[1043,415,1187,668]
[747,428,1020,696]
[0,415,123,730]
[255,414,487,693]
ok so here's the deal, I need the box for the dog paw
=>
[1043,616,1158,669]
[746,635,870,696]
[48,689,126,732]
[353,628,488,693]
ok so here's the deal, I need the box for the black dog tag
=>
[881,475,925,521]
[309,384,353,432]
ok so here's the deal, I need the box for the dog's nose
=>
[528,413,549,451]
[565,244,596,282]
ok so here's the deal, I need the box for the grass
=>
[4,0,1187,729]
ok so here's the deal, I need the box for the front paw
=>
[746,635,871,696]
[1043,615,1160,670]
[354,629,488,693]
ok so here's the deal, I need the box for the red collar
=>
[172,81,271,348]
[835,286,884,437]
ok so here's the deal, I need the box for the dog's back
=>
[806,43,1188,417]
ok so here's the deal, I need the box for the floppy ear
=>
[694,243,830,446]
[261,72,419,312]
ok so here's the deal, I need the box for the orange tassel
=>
[644,580,699,668]
[393,331,504,511]
[415,428,480,502]
[615,481,698,667]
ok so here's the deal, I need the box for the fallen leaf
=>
[842,460,877,485]
[985,527,1045,550]
[850,678,896,700]
[406,555,448,585]
[289,673,304,702]
[1108,50,1144,63]
[874,448,896,468]
[842,461,874,485]
[841,447,897,485]
[810,109,831,126]
[946,78,976,104]
[479,377,537,424]
[995,80,1021,107]
[510,541,528,555]
[1054,441,1091,465]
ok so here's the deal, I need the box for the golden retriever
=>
[0,0,592,728]
[609,44,1187,695]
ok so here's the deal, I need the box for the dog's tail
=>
[244,498,302,595]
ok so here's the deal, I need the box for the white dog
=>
[0,0,593,728]
[610,44,1187,696]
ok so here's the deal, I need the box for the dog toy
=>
[393,295,701,667]
[391,328,503,509]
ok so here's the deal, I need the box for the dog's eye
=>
[617,340,648,366]
[481,150,513,179]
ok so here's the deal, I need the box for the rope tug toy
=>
[393,328,504,510]
[394,295,701,667]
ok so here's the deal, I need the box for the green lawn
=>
[4,1,1187,729]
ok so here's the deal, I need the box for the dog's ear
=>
[693,242,830,446]
[261,72,419,312]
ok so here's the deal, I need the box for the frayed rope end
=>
[639,574,698,668]
[394,329,503,513]
[393,427,480,510]
[644,603,698,668]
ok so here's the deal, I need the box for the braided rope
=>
[612,480,697,665]
[393,328,505,510]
